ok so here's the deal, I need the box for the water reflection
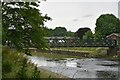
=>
[96,71,118,78]
[28,56,119,78]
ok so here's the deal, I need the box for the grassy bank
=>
[51,47,108,57]
[51,47,120,60]
[31,47,119,61]
[51,47,108,53]
[31,51,81,60]
[2,47,66,78]
[31,47,108,60]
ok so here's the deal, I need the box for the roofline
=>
[106,33,120,38]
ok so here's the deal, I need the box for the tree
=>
[95,14,120,39]
[43,27,54,36]
[83,30,93,40]
[43,27,74,37]
[75,27,91,39]
[2,2,51,52]
[67,31,74,37]
[53,27,67,36]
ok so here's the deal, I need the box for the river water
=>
[28,56,119,78]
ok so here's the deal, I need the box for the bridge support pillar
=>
[107,46,119,55]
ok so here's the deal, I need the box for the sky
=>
[39,0,119,32]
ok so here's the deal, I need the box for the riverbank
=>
[31,47,119,61]
[2,47,66,78]
[31,52,81,61]
[3,47,119,78]
[51,47,120,61]
[51,47,108,57]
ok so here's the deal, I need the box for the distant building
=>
[106,33,120,40]
[106,33,120,46]
[106,33,120,55]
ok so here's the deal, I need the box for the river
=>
[28,56,119,78]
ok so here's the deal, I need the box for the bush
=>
[16,58,28,79]
[2,60,12,73]
[32,66,40,80]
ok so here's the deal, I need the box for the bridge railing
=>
[45,38,116,47]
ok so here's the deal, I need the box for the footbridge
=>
[44,37,117,47]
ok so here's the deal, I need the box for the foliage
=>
[2,2,51,51]
[54,27,67,36]
[43,26,74,37]
[32,66,40,80]
[95,14,120,39]
[43,27,54,36]
[2,47,12,75]
[2,47,64,78]
[2,47,41,79]
[83,31,94,40]
[67,31,74,37]
[16,58,40,79]
[16,58,28,79]
[75,27,91,39]
[2,60,12,74]
[94,31,103,41]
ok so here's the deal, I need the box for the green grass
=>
[51,47,109,57]
[50,47,119,61]
[51,47,108,53]
[2,47,66,78]
[31,51,81,60]
[38,68,68,78]
[32,47,119,61]
[2,47,39,78]
[31,47,109,60]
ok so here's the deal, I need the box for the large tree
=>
[95,14,120,39]
[83,30,94,40]
[43,27,74,37]
[75,27,91,39]
[53,27,67,36]
[2,2,51,51]
[67,31,74,37]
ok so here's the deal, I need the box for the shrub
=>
[2,60,12,73]
[16,58,28,79]
[32,65,40,80]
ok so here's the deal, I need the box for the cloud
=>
[83,14,93,18]
[72,19,79,22]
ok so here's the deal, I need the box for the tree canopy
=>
[2,2,51,51]
[75,27,91,39]
[43,27,74,37]
[83,30,94,40]
[95,14,120,39]
[54,27,67,36]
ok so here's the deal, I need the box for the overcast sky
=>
[39,0,119,32]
